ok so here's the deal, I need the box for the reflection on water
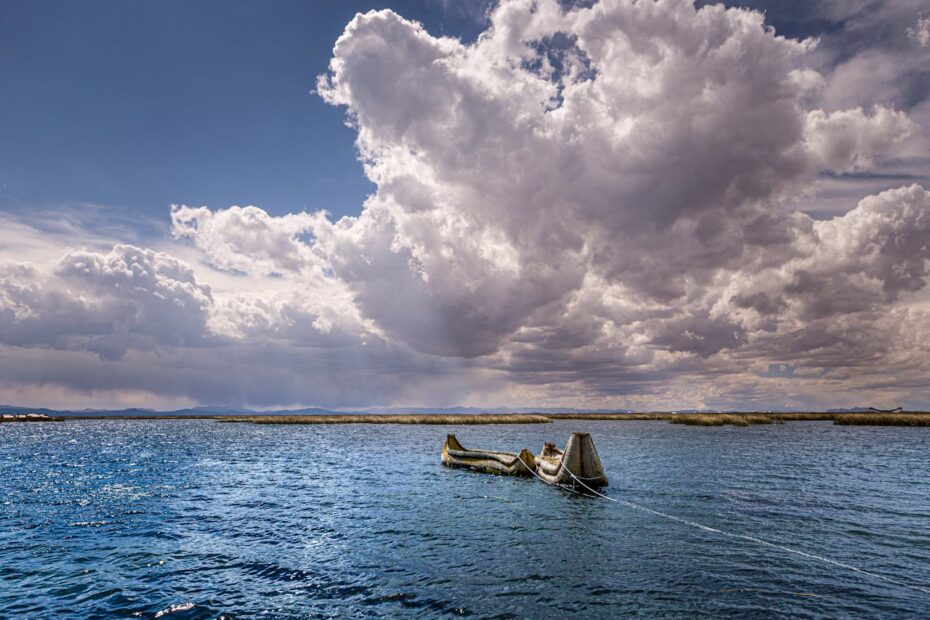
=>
[1,420,928,618]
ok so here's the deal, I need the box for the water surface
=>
[1,420,928,618]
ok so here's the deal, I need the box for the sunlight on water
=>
[1,420,928,618]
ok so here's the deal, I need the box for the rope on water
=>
[514,454,929,596]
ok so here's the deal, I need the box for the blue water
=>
[1,420,928,618]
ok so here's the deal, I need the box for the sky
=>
[1,0,929,411]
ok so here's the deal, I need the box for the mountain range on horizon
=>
[0,405,879,417]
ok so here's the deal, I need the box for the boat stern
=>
[563,432,608,488]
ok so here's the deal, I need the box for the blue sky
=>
[1,0,929,411]
[0,0,490,227]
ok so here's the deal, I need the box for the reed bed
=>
[544,413,671,421]
[0,416,65,423]
[41,411,930,427]
[549,412,840,424]
[218,414,552,425]
[669,414,779,426]
[772,413,838,421]
[834,413,930,426]
[668,412,930,426]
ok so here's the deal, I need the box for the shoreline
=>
[3,412,929,426]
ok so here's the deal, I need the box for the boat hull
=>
[441,434,536,476]
[534,432,608,488]
[440,432,608,489]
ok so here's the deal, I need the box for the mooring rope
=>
[514,455,929,595]
[516,454,592,497]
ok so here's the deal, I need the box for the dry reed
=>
[772,413,838,421]
[833,413,930,426]
[218,414,552,425]
[544,413,671,421]
[34,411,930,427]
[0,416,65,423]
[669,414,779,426]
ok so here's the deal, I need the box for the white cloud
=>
[3,0,930,410]
[0,245,213,359]
[907,13,929,47]
[804,106,916,172]
[170,204,324,276]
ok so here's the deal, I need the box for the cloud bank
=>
[2,0,929,410]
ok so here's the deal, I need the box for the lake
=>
[1,419,928,618]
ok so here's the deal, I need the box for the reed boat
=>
[534,432,608,488]
[441,434,536,476]
[441,432,608,489]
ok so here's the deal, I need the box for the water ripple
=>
[1,420,928,617]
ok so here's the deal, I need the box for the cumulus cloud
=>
[312,1,819,356]
[719,184,930,370]
[804,106,916,172]
[307,0,925,365]
[3,0,930,410]
[170,204,325,276]
[0,233,494,408]
[0,245,212,359]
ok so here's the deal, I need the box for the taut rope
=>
[514,454,929,596]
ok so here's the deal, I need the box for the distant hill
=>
[0,404,890,417]
[268,407,364,416]
[0,404,269,417]
[1,404,638,417]
[0,405,64,416]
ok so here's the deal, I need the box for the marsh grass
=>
[54,411,930,427]
[222,411,834,427]
[544,413,670,421]
[834,413,930,426]
[218,414,552,425]
[0,416,65,423]
[770,413,837,421]
[667,412,930,426]
[669,414,779,426]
